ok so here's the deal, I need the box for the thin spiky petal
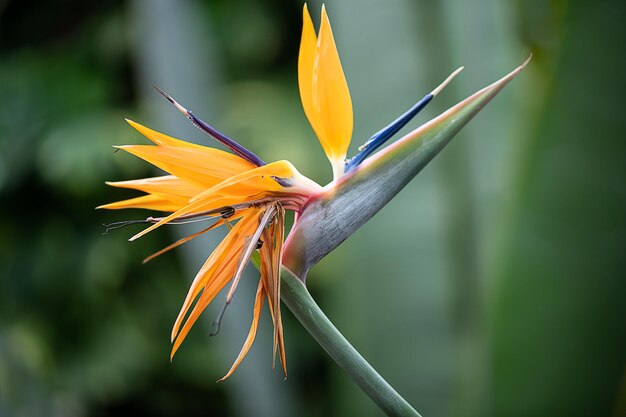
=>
[105,176,204,199]
[259,223,285,371]
[223,205,278,306]
[142,218,224,264]
[97,194,181,212]
[269,206,286,374]
[170,209,257,342]
[171,210,261,355]
[218,280,265,381]
[125,119,205,148]
[257,224,286,376]
[115,145,254,188]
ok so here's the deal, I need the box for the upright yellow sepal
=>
[299,4,353,179]
[298,4,318,137]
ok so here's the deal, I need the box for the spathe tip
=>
[520,53,533,69]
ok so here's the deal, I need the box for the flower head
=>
[101,4,528,380]
[100,4,354,380]
[100,117,319,379]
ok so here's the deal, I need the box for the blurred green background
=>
[1,0,625,416]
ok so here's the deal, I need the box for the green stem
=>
[280,268,422,417]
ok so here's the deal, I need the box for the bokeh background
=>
[1,0,625,416]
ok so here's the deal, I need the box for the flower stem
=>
[280,268,422,417]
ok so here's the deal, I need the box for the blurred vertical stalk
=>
[396,2,485,415]
[432,1,520,416]
[411,1,508,416]
[425,27,485,417]
[130,1,294,416]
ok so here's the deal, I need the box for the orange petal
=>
[314,5,353,169]
[126,119,205,148]
[116,145,254,187]
[298,5,353,178]
[258,214,286,376]
[189,160,296,203]
[260,229,282,369]
[97,194,182,212]
[223,205,278,309]
[271,207,287,375]
[218,280,266,381]
[142,218,224,264]
[170,210,260,342]
[128,192,256,242]
[171,209,267,357]
[170,248,242,359]
[170,265,235,360]
[298,4,324,147]
[106,176,204,199]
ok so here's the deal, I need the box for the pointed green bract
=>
[283,57,530,279]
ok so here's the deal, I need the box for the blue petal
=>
[345,93,433,172]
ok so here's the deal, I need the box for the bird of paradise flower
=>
[100,4,527,381]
